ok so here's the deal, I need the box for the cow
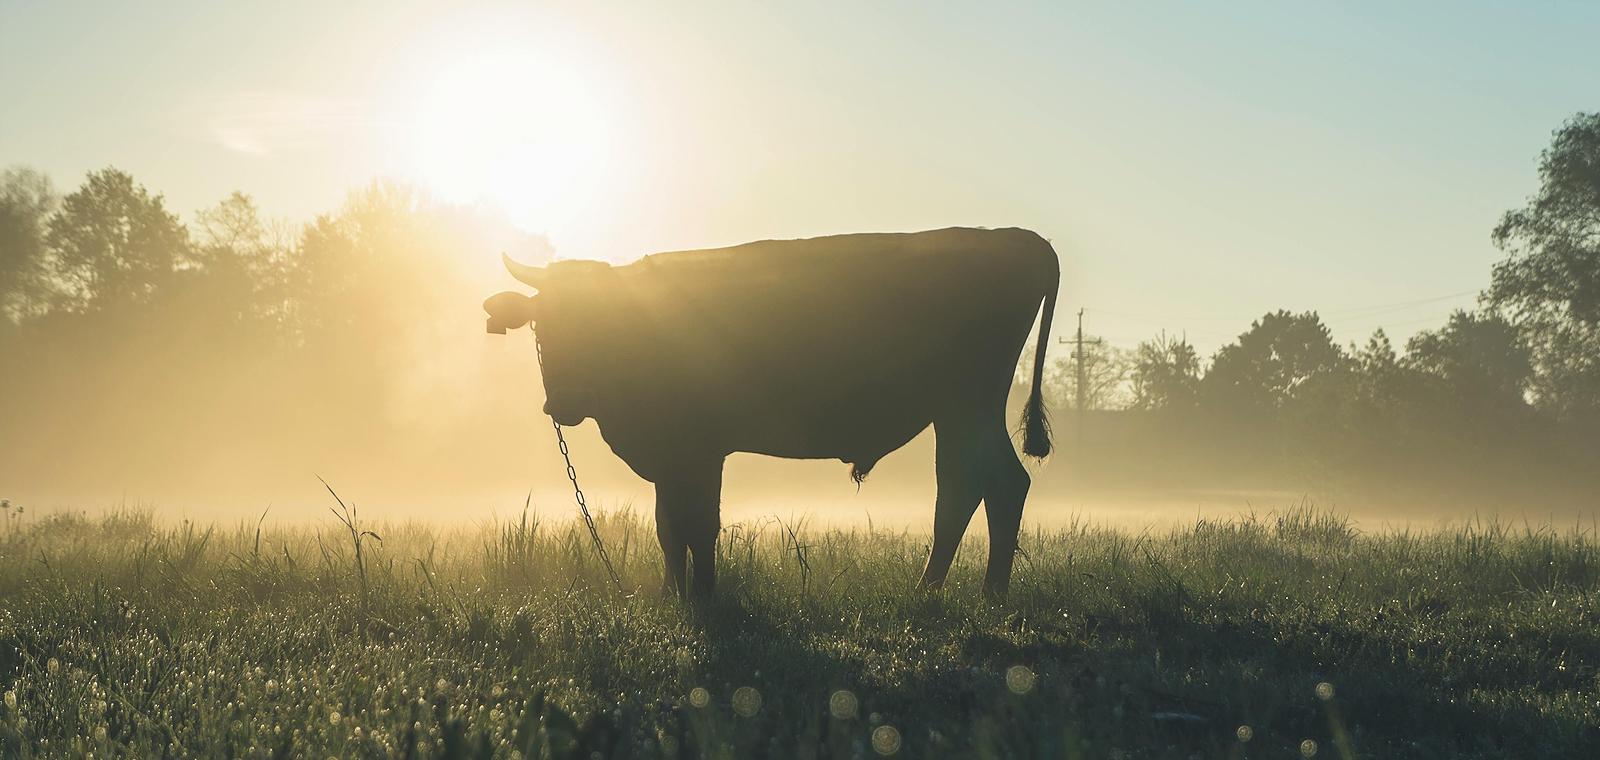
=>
[484,227,1059,598]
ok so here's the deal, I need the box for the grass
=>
[0,501,1596,758]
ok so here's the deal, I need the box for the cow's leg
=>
[981,422,1030,598]
[654,458,724,600]
[654,496,688,598]
[685,484,721,600]
[918,418,986,589]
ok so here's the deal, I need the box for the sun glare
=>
[400,47,618,239]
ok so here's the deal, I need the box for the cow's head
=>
[486,255,617,426]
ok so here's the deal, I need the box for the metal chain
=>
[533,332,624,594]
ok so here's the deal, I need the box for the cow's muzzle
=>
[543,403,587,427]
[484,291,538,334]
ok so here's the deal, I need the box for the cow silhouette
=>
[485,227,1058,597]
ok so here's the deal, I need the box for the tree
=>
[0,167,58,323]
[195,191,276,262]
[1338,329,1411,466]
[1345,329,1412,440]
[1490,112,1600,420]
[1045,337,1130,411]
[1203,310,1346,415]
[192,191,297,328]
[46,168,191,309]
[1404,310,1533,409]
[1129,331,1200,410]
[1352,329,1399,383]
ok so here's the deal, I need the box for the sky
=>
[3,0,1597,353]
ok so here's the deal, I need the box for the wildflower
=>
[4,689,16,710]
[46,658,60,675]
[329,710,341,725]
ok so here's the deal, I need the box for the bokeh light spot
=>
[871,725,902,755]
[1005,665,1036,695]
[829,690,859,720]
[732,686,762,717]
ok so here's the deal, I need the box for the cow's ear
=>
[484,291,539,334]
[503,253,548,290]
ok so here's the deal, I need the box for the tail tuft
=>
[1021,387,1052,458]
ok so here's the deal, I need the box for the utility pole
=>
[1058,308,1102,449]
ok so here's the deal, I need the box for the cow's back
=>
[597,227,1056,463]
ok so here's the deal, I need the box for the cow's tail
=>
[1020,255,1058,459]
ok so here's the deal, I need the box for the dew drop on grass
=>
[1315,682,1335,701]
[689,687,710,708]
[828,690,858,720]
[871,725,902,755]
[1300,738,1319,757]
[732,686,762,717]
[1235,725,1253,742]
[1005,665,1036,695]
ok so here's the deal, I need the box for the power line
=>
[1082,288,1481,327]
[1083,307,1237,325]
[1320,289,1481,318]
[1338,311,1471,333]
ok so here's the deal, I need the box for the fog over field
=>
[1,171,1596,530]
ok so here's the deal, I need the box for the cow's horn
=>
[502,253,548,289]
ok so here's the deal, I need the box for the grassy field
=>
[0,501,1596,759]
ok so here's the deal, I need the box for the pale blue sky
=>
[3,0,1595,352]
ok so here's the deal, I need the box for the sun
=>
[400,46,619,238]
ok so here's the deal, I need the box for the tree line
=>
[0,166,551,496]
[2,113,1597,503]
[1026,113,1600,498]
